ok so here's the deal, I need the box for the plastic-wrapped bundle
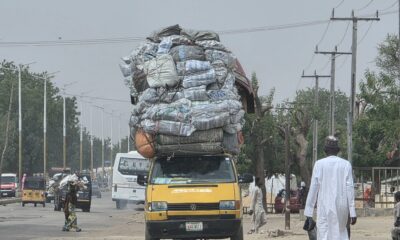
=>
[156,88,185,103]
[231,109,245,124]
[221,72,236,91]
[177,60,212,75]
[205,50,236,69]
[223,123,243,134]
[157,37,173,55]
[180,29,220,42]
[183,85,209,101]
[119,62,132,78]
[156,128,223,145]
[144,54,179,88]
[208,89,239,102]
[192,112,230,131]
[223,132,240,155]
[212,60,228,84]
[182,68,216,88]
[155,142,223,156]
[196,40,229,52]
[141,99,191,122]
[129,42,158,65]
[141,119,196,137]
[170,45,205,62]
[147,24,182,43]
[192,100,242,115]
[138,88,159,104]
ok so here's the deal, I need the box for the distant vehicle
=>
[92,181,102,198]
[1,173,18,197]
[54,173,92,212]
[22,176,46,207]
[274,189,302,213]
[112,151,149,209]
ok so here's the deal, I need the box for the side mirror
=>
[238,173,253,184]
[137,175,148,186]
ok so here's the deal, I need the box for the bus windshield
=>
[150,156,236,185]
[118,157,149,176]
[1,176,16,184]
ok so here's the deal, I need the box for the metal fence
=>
[354,167,400,209]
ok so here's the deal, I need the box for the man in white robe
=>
[248,177,267,234]
[304,136,357,240]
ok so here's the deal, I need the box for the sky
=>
[0,0,398,143]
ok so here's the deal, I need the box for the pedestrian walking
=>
[248,177,267,234]
[391,191,400,240]
[62,180,82,232]
[303,136,357,240]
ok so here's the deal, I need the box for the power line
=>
[334,0,346,9]
[337,22,351,46]
[358,22,374,45]
[65,93,130,103]
[379,0,398,11]
[0,9,395,47]
[356,0,374,11]
[317,21,332,46]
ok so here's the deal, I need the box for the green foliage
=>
[354,34,400,167]
[0,61,127,175]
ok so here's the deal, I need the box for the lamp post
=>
[61,81,77,169]
[37,71,59,178]
[0,62,35,193]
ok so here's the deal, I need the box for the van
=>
[140,154,253,240]
[1,173,18,197]
[112,151,150,209]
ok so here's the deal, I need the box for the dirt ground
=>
[242,213,393,240]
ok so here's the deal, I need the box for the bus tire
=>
[230,223,243,240]
[145,225,159,240]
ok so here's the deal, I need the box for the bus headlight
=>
[150,201,168,211]
[219,200,236,210]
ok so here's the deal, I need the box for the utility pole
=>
[315,46,352,135]
[101,106,105,175]
[110,110,113,168]
[90,106,94,175]
[43,76,47,178]
[331,9,380,163]
[302,70,330,165]
[79,99,83,172]
[18,65,22,185]
[284,123,291,230]
[118,113,121,152]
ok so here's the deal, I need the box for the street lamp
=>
[61,81,77,169]
[0,62,35,194]
[34,71,59,178]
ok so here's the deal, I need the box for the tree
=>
[0,61,81,175]
[354,34,400,167]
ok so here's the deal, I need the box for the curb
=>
[0,197,21,205]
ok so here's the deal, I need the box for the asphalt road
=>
[0,191,146,240]
[1,192,393,239]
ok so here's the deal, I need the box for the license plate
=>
[185,222,203,232]
[2,193,8,196]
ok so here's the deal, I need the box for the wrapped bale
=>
[122,25,247,156]
[156,128,223,145]
[144,54,179,88]
[156,142,224,156]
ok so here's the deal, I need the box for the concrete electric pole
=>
[315,46,352,135]
[302,70,330,165]
[331,9,380,163]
